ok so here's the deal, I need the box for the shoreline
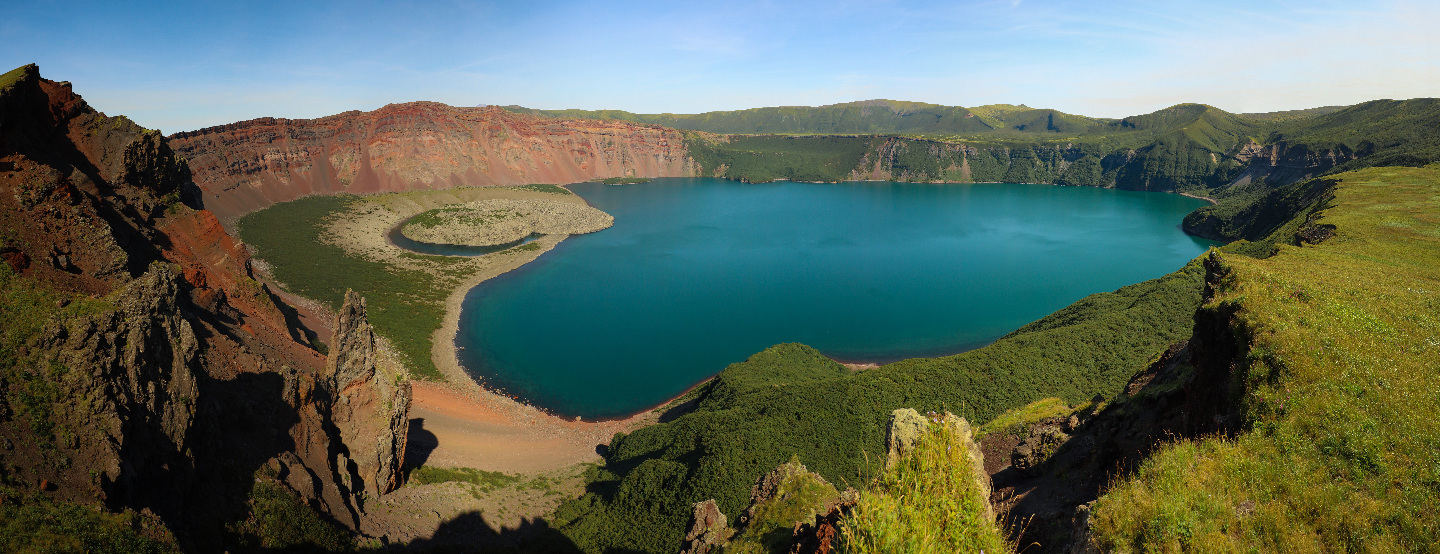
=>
[305,185,657,474]
[1176,191,1219,205]
[326,178,1213,473]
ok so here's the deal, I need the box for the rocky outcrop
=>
[884,407,930,468]
[0,64,414,549]
[679,499,732,554]
[169,103,700,228]
[122,129,195,204]
[325,290,410,497]
[35,263,199,511]
[1011,426,1071,477]
[886,409,991,521]
[1226,140,1355,189]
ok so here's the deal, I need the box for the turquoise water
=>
[454,178,1216,419]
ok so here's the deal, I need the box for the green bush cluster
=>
[512,183,573,194]
[0,486,178,554]
[410,466,521,492]
[230,481,354,551]
[599,177,651,185]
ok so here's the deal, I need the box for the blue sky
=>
[4,0,1436,132]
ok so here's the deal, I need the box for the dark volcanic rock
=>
[680,499,732,554]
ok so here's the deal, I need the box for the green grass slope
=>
[1277,99,1440,171]
[1091,164,1440,551]
[507,100,997,135]
[676,102,1277,192]
[551,262,1207,552]
[841,421,1009,553]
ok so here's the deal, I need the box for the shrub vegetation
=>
[550,260,1207,552]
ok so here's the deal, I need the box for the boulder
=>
[680,499,732,554]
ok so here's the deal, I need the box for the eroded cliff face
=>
[168,102,699,228]
[326,290,408,497]
[0,64,413,549]
[1226,140,1356,188]
[32,264,199,514]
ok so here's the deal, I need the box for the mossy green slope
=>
[1091,164,1440,551]
[552,263,1206,552]
[840,422,1008,554]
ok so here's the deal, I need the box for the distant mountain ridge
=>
[504,99,998,134]
[172,95,1440,231]
[502,98,1354,136]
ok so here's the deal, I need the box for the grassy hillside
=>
[1276,99,1440,171]
[529,98,1440,199]
[684,134,883,182]
[506,99,998,135]
[550,261,1207,552]
[1091,164,1440,550]
[674,102,1280,193]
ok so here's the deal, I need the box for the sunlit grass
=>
[1091,165,1440,551]
[840,422,1010,553]
[976,397,1074,439]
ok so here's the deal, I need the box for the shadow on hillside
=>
[656,396,700,423]
[370,512,583,553]
[404,418,438,477]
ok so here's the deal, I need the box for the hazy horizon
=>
[5,0,1436,133]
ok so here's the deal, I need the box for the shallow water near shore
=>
[454,178,1216,419]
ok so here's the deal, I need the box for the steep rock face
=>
[34,264,199,513]
[1226,140,1355,188]
[168,102,699,228]
[279,289,410,532]
[325,290,409,498]
[1,64,413,548]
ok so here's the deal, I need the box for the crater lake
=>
[455,178,1217,419]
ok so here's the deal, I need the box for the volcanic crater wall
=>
[169,102,699,228]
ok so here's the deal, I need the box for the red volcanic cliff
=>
[169,102,699,227]
[0,63,413,548]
